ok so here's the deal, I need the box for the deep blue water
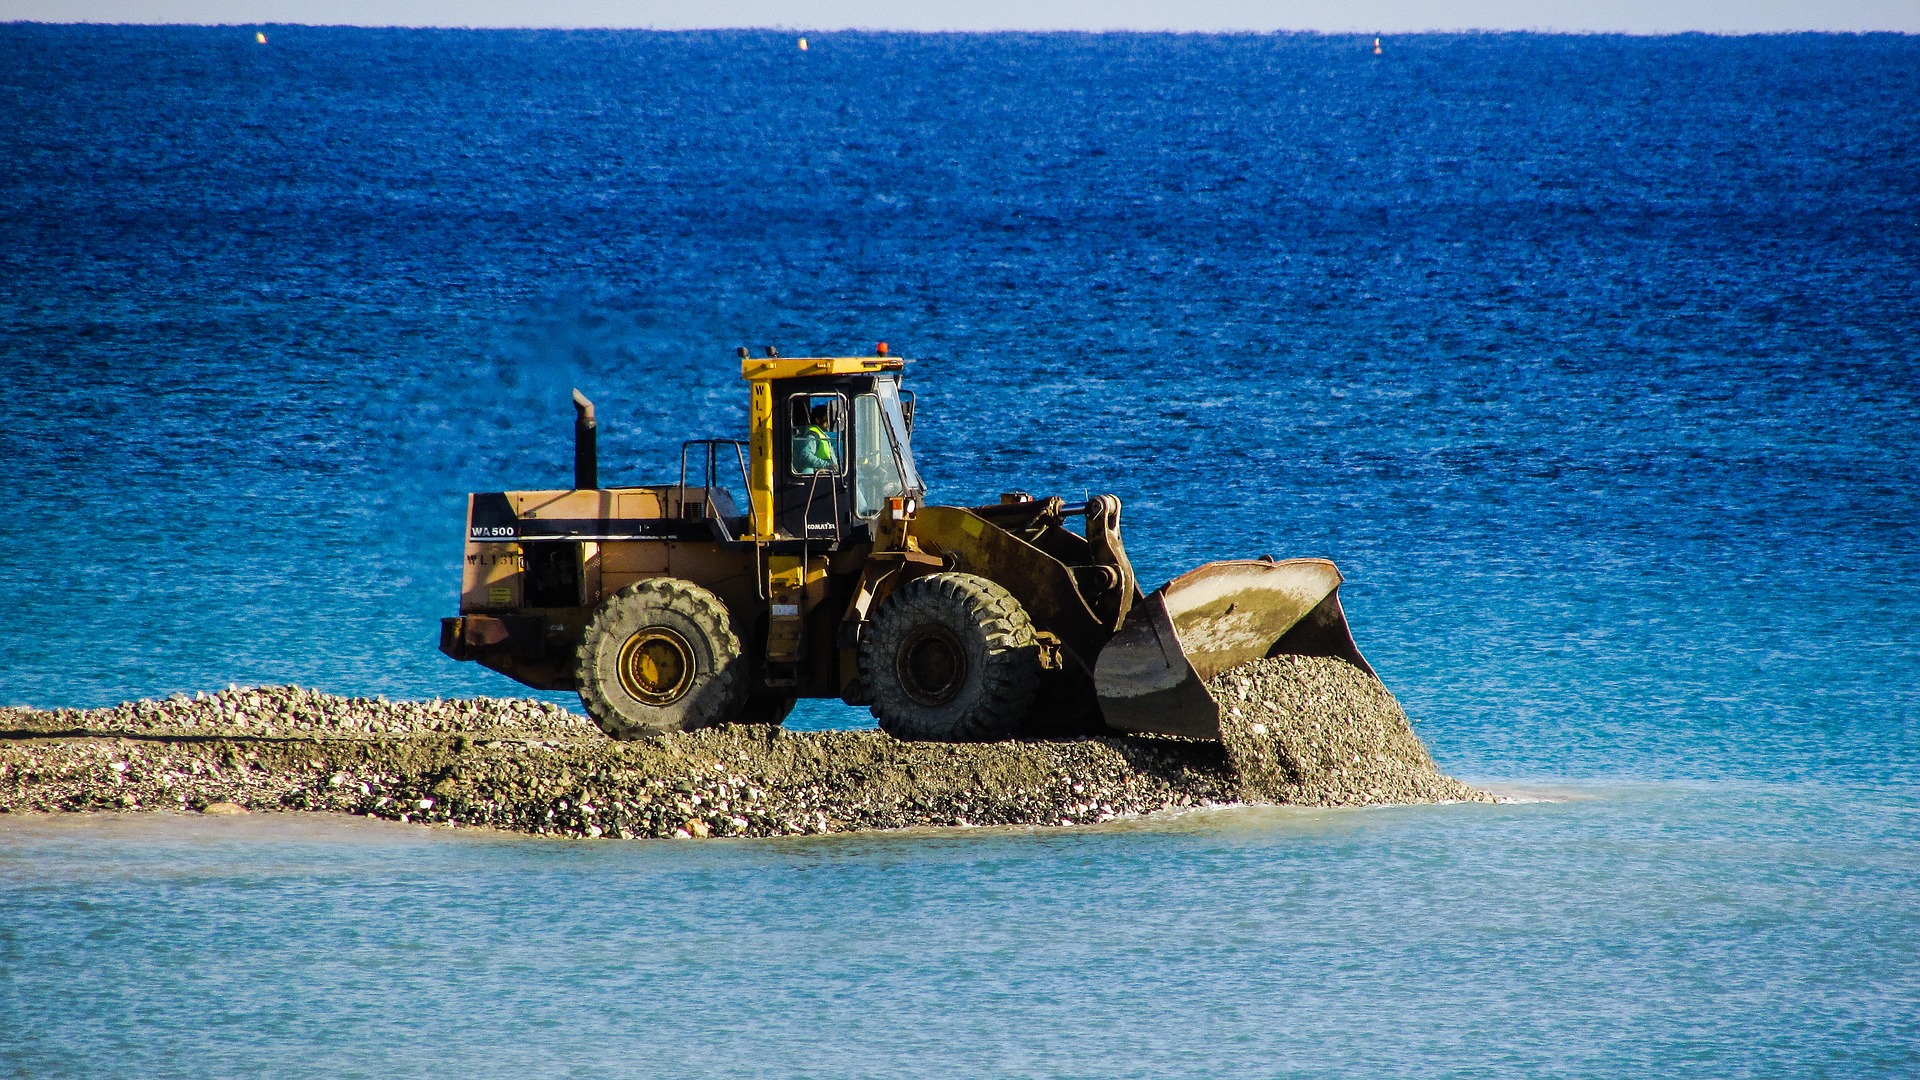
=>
[1,25,1916,1076]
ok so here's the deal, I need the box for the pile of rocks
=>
[1210,655,1490,806]
[2,684,593,740]
[0,659,1489,838]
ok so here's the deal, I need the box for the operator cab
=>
[772,372,922,543]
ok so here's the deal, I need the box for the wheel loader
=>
[439,346,1375,741]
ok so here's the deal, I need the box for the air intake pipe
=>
[572,389,597,491]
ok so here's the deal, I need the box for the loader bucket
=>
[1092,558,1376,740]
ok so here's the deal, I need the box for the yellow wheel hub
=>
[617,628,695,705]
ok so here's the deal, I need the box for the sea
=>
[1,24,1915,1077]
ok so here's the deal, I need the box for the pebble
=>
[0,665,1489,839]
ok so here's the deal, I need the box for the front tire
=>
[576,579,746,739]
[861,573,1041,741]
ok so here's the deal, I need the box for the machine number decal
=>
[466,552,523,567]
[470,525,517,539]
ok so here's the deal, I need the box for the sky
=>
[3,0,1916,34]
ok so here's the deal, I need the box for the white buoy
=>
[1373,36,1382,55]
[797,37,808,51]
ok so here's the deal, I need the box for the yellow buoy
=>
[798,37,808,51]
[256,31,267,44]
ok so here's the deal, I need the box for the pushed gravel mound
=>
[1210,656,1490,806]
[0,663,1489,838]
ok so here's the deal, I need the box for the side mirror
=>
[901,390,915,434]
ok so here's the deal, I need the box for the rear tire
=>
[576,579,746,739]
[861,573,1041,741]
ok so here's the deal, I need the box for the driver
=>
[793,403,839,473]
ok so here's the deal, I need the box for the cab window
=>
[854,393,902,517]
[788,394,845,476]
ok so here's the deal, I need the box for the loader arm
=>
[904,504,1114,672]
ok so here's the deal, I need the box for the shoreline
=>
[0,793,1520,848]
[1,660,1492,840]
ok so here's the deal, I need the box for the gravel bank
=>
[1212,655,1491,806]
[0,659,1489,838]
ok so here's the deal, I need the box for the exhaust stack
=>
[572,389,597,490]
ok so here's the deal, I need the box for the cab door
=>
[774,389,854,542]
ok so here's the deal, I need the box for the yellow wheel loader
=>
[440,347,1375,741]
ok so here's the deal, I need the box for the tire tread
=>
[575,578,744,739]
[861,572,1041,740]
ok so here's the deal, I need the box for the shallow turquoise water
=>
[3,786,1916,1077]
